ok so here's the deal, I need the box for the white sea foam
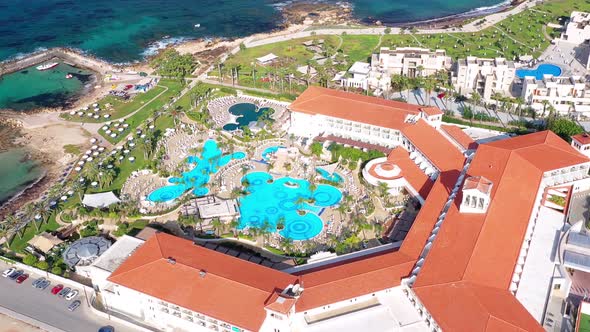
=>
[141,36,194,58]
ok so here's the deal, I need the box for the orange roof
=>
[572,133,590,145]
[108,233,298,331]
[265,292,297,314]
[441,124,479,150]
[290,87,465,172]
[421,106,444,116]
[463,176,493,194]
[412,131,589,331]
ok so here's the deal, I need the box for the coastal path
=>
[242,0,536,49]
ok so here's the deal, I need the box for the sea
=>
[0,0,505,207]
[0,0,507,63]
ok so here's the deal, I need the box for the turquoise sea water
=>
[0,149,44,205]
[238,172,342,240]
[0,0,506,63]
[0,63,93,111]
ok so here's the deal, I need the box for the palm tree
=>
[377,181,389,198]
[229,219,239,236]
[214,61,224,83]
[211,218,223,236]
[423,77,436,106]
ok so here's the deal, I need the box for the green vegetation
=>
[113,220,148,237]
[329,144,385,167]
[23,254,38,266]
[579,313,590,332]
[310,142,323,157]
[9,217,61,252]
[462,106,498,123]
[547,195,566,207]
[150,49,196,79]
[79,219,102,238]
[63,144,81,155]
[546,117,584,142]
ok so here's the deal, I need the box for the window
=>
[274,329,281,332]
[554,284,561,290]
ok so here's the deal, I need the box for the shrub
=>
[36,261,49,271]
[51,266,63,275]
[23,254,38,266]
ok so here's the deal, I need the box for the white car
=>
[65,289,79,301]
[2,268,16,278]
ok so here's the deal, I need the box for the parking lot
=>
[0,262,139,332]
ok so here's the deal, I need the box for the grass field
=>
[9,215,61,252]
[218,0,589,93]
[98,79,184,144]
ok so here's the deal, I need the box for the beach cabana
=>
[256,53,278,65]
[82,192,121,208]
[28,233,63,254]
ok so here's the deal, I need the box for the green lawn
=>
[340,35,381,63]
[580,313,590,332]
[98,79,184,144]
[61,86,167,123]
[9,217,61,252]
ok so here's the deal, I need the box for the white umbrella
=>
[77,112,84,116]
[87,157,93,162]
[102,126,108,130]
[92,103,98,107]
[91,145,98,150]
[91,181,98,187]
[129,157,136,162]
[74,167,82,172]
[78,161,85,165]
[69,111,76,115]
[93,115,100,119]
[116,146,123,150]
[110,133,117,137]
[118,128,124,132]
[92,152,99,156]
[103,114,110,118]
[106,130,112,134]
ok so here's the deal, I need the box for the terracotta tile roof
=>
[290,87,465,172]
[413,282,544,332]
[412,131,589,331]
[265,292,297,314]
[463,176,493,194]
[420,106,444,116]
[572,133,590,145]
[108,233,298,331]
[441,124,479,150]
[379,148,434,199]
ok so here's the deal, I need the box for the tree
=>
[36,261,49,270]
[23,254,38,266]
[150,49,195,79]
[51,266,63,275]
[310,142,323,157]
[546,117,584,142]
[422,76,436,106]
[211,218,223,236]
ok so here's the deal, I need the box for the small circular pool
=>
[516,64,561,80]
[280,213,324,241]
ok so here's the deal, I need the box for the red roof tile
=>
[441,124,479,150]
[572,133,590,145]
[108,233,298,331]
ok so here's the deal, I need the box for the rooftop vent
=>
[199,270,207,278]
[167,257,176,265]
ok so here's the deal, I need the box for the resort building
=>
[371,47,451,78]
[84,87,590,332]
[562,11,590,45]
[572,133,590,158]
[521,75,590,117]
[337,61,371,90]
[452,56,516,100]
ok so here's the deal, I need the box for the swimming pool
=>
[147,140,245,202]
[222,103,261,131]
[516,64,562,80]
[238,172,342,240]
[316,168,344,183]
[261,145,285,160]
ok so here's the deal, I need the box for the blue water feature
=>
[147,140,245,202]
[261,145,285,161]
[238,172,342,240]
[316,168,344,183]
[516,64,562,80]
[222,103,261,131]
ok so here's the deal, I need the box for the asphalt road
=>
[0,263,138,332]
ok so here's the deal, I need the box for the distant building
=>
[371,47,451,78]
[256,53,278,65]
[182,196,240,223]
[521,75,590,117]
[562,11,590,44]
[337,61,371,90]
[452,56,515,100]
[571,134,590,158]
[27,233,63,254]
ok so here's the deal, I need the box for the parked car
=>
[68,300,81,312]
[39,279,51,290]
[98,326,115,332]
[9,270,23,280]
[15,274,29,284]
[51,284,64,295]
[65,289,79,301]
[2,267,16,278]
[32,277,45,288]
[59,287,71,298]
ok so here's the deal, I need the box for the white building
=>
[571,133,590,158]
[338,61,371,90]
[521,75,590,117]
[371,47,451,78]
[562,11,590,44]
[452,56,515,100]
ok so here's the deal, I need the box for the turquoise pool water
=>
[316,168,344,183]
[238,172,342,240]
[222,103,261,131]
[261,145,285,160]
[516,64,562,80]
[147,140,245,202]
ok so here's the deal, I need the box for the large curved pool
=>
[147,140,245,202]
[316,168,344,183]
[516,64,561,80]
[238,172,342,240]
[261,145,285,160]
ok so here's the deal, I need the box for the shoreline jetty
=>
[0,47,115,78]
